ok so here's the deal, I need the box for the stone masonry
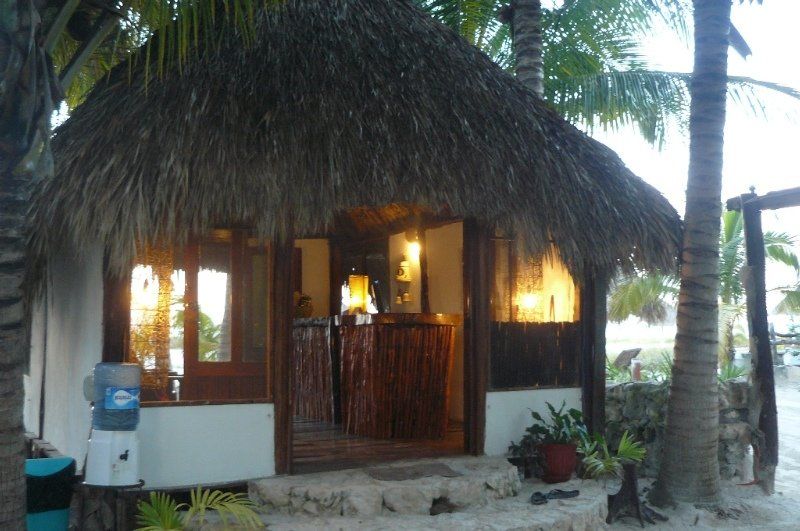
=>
[606,380,752,479]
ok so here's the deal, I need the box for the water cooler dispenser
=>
[84,363,142,486]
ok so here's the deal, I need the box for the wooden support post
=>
[463,218,490,455]
[419,228,431,314]
[328,240,342,316]
[102,263,131,363]
[740,195,778,493]
[272,235,295,474]
[580,270,607,435]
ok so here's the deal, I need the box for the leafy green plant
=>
[581,431,646,479]
[135,487,263,530]
[718,361,747,383]
[605,357,631,383]
[183,486,262,528]
[136,492,183,531]
[643,351,673,382]
[523,402,588,446]
[509,402,588,458]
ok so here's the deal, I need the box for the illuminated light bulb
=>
[520,293,539,310]
[348,274,369,313]
[407,241,421,261]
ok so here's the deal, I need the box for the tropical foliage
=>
[518,401,588,446]
[580,430,646,479]
[417,0,800,146]
[135,487,263,530]
[609,210,800,362]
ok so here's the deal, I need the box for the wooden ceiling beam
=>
[727,186,800,212]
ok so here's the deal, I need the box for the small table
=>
[77,480,145,531]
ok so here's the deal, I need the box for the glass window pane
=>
[198,243,232,362]
[129,247,185,400]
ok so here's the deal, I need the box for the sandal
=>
[529,492,548,505]
[546,489,579,499]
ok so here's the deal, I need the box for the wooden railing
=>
[769,324,800,365]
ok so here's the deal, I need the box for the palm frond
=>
[51,0,277,109]
[184,486,263,528]
[763,232,800,272]
[608,272,678,324]
[135,492,183,531]
[776,286,800,314]
[550,70,800,147]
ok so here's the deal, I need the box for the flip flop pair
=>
[530,489,580,505]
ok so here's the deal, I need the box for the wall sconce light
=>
[348,274,370,313]
[405,228,421,261]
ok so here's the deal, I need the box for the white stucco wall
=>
[295,239,330,317]
[484,388,582,456]
[24,299,46,436]
[389,232,422,313]
[33,246,105,465]
[138,403,275,488]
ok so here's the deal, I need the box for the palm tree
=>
[649,0,733,506]
[0,1,261,524]
[419,0,800,146]
[504,0,544,97]
[609,210,799,362]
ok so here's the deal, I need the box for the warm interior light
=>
[130,266,161,323]
[407,241,421,261]
[511,251,579,323]
[520,292,539,310]
[348,274,370,313]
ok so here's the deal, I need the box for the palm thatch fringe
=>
[31,0,680,280]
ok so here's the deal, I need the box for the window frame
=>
[111,229,272,402]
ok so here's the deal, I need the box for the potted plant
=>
[580,430,646,494]
[514,401,588,483]
[507,434,539,479]
[293,292,313,318]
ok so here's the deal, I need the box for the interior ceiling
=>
[330,204,456,241]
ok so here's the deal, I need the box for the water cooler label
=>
[104,387,140,410]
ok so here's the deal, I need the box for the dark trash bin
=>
[26,456,76,531]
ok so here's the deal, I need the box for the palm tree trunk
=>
[510,0,544,98]
[651,0,731,506]
[0,1,47,525]
[0,168,28,528]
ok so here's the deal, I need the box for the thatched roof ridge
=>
[33,0,680,277]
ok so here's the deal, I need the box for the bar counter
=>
[336,313,460,439]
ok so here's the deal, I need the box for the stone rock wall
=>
[605,380,752,479]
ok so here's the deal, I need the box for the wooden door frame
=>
[580,269,608,435]
[272,235,296,474]
[277,220,489,472]
[462,218,490,455]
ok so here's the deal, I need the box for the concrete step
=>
[245,457,608,530]
[248,456,521,518]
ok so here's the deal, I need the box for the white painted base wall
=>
[138,403,275,488]
[24,246,104,466]
[484,388,582,456]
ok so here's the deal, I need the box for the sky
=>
[592,1,800,315]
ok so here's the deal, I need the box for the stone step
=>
[232,473,608,530]
[248,456,521,518]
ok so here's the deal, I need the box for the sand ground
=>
[613,380,800,530]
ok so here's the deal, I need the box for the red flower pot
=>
[539,443,577,483]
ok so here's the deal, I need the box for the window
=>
[128,230,270,402]
[489,239,582,390]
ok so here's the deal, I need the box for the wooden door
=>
[182,231,270,400]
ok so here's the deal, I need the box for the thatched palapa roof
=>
[33,0,680,277]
